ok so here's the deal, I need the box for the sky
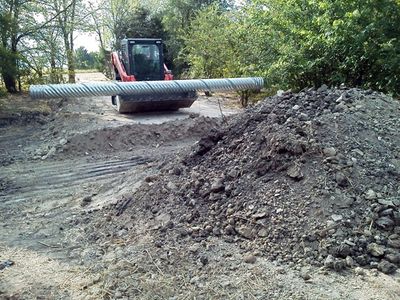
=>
[75,32,100,52]
[75,0,101,52]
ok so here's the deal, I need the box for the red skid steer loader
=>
[111,38,197,113]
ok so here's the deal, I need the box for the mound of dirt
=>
[0,94,52,126]
[112,86,400,274]
[61,115,222,157]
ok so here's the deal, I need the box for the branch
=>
[16,1,74,43]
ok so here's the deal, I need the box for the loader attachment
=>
[113,91,197,113]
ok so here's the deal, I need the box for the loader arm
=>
[111,52,135,81]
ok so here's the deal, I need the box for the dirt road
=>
[1,74,399,299]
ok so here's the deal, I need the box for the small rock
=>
[292,105,300,110]
[190,276,200,284]
[257,228,269,237]
[155,213,171,225]
[317,84,328,92]
[236,226,253,239]
[298,113,309,121]
[276,90,285,97]
[331,214,343,222]
[377,199,395,206]
[276,267,286,274]
[324,255,335,268]
[355,255,368,266]
[376,216,395,231]
[224,225,235,235]
[323,147,337,157]
[334,243,352,258]
[346,256,354,267]
[335,102,347,112]
[385,253,400,264]
[188,244,200,253]
[367,243,385,257]
[337,195,354,208]
[167,181,177,190]
[42,146,56,160]
[243,254,257,264]
[365,189,377,200]
[81,196,92,206]
[210,178,225,193]
[252,212,266,220]
[377,260,397,274]
[354,267,365,276]
[300,267,311,281]
[333,259,346,271]
[335,172,349,187]
[212,227,221,236]
[0,260,14,270]
[388,239,400,249]
[287,165,304,180]
[380,208,394,217]
[171,167,182,176]
[199,256,208,266]
[59,138,68,145]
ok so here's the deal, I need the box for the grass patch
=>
[0,86,7,98]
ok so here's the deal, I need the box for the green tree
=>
[248,0,400,94]
[0,0,72,91]
[162,0,232,75]
[75,46,96,69]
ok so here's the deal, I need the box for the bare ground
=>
[0,74,399,299]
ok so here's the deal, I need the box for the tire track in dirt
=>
[0,156,151,203]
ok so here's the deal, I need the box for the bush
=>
[183,1,400,96]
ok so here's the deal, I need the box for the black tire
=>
[112,68,120,106]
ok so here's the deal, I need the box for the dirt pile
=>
[117,86,400,274]
[62,115,221,157]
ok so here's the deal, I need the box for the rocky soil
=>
[76,85,400,298]
[152,87,400,269]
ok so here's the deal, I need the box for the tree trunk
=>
[66,48,75,83]
[2,47,18,93]
[2,72,17,93]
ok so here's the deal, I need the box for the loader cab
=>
[120,38,164,81]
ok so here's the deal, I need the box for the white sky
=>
[75,0,101,52]
[75,32,100,52]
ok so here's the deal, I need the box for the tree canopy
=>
[0,0,399,96]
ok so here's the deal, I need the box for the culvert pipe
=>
[29,77,264,100]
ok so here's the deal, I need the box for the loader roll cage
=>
[120,38,165,81]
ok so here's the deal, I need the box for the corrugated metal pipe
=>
[29,77,264,99]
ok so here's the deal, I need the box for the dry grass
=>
[0,245,100,299]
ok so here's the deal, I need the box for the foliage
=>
[161,0,232,75]
[181,0,400,96]
[251,0,400,94]
[1,0,399,98]
[75,47,98,69]
[183,4,273,79]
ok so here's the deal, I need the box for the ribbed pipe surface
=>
[29,77,264,100]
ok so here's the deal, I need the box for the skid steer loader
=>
[110,38,197,113]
